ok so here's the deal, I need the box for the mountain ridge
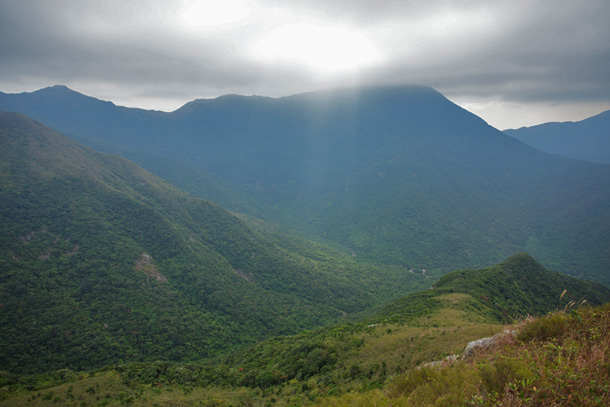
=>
[504,109,610,164]
[375,252,610,325]
[1,86,610,283]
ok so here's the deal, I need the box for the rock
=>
[421,354,458,369]
[462,330,515,359]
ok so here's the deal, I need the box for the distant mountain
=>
[1,86,610,284]
[504,110,610,164]
[0,112,427,374]
[0,86,264,217]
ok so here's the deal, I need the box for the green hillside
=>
[0,112,427,374]
[4,306,606,406]
[220,253,610,394]
[376,253,610,324]
[317,304,610,407]
[1,253,608,406]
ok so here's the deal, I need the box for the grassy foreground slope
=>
[0,111,427,374]
[3,305,607,406]
[319,303,610,407]
[1,254,607,406]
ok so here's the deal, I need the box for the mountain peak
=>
[35,84,81,96]
[45,84,72,91]
[498,252,541,268]
[28,85,119,109]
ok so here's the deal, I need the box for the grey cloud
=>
[0,0,608,126]
[0,1,260,90]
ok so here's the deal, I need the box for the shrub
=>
[517,313,568,342]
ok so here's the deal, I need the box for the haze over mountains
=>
[504,109,610,164]
[1,85,610,283]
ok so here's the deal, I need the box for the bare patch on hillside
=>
[234,268,255,283]
[21,229,39,242]
[135,253,167,283]
[66,244,79,256]
[9,250,20,260]
[38,249,52,260]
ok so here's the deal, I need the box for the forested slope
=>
[2,253,608,406]
[0,111,427,373]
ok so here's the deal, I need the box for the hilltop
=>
[377,253,610,324]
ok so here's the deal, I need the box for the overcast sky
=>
[1,0,609,129]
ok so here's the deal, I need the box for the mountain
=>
[1,86,610,283]
[504,110,610,164]
[0,111,428,374]
[0,86,265,217]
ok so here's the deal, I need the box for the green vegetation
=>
[0,294,503,406]
[376,253,610,324]
[0,112,429,374]
[2,250,608,406]
[319,303,610,406]
[1,94,610,406]
[2,287,608,406]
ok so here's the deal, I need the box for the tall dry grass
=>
[316,303,610,406]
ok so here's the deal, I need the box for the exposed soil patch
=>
[234,268,255,283]
[135,253,167,283]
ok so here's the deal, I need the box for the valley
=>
[2,0,609,404]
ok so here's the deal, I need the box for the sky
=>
[0,0,609,129]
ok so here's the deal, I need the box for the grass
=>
[0,370,261,407]
[317,303,610,406]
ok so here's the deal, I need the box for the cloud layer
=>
[1,0,609,128]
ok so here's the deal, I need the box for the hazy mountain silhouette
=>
[504,110,610,164]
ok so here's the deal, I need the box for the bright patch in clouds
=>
[178,0,253,29]
[253,23,381,74]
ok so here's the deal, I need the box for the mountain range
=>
[1,85,609,282]
[1,92,609,404]
[504,110,610,164]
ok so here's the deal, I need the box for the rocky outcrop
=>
[462,330,515,359]
[419,329,516,369]
[421,355,458,369]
